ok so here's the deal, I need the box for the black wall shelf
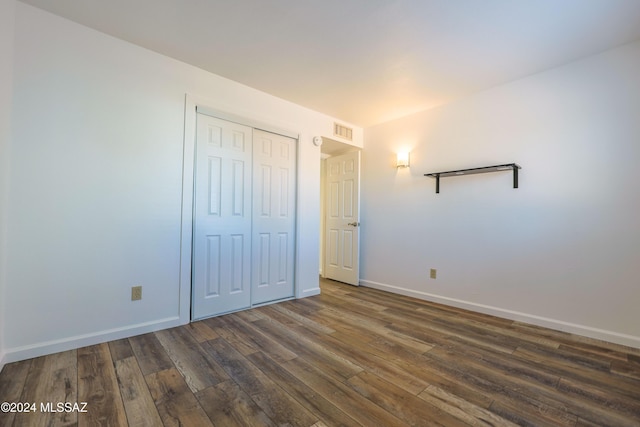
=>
[424,163,521,193]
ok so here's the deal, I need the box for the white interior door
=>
[251,129,297,304]
[192,114,252,319]
[325,151,360,286]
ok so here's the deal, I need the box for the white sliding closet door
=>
[192,114,252,319]
[192,114,297,320]
[252,129,297,304]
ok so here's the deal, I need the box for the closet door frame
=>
[179,95,301,323]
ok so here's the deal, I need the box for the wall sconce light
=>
[396,152,410,168]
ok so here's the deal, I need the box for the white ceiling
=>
[19,0,640,127]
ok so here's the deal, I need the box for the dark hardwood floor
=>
[1,278,639,426]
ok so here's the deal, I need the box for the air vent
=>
[333,123,353,141]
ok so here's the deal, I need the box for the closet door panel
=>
[252,130,296,304]
[192,114,252,319]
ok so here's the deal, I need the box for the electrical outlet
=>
[430,269,437,279]
[131,286,142,301]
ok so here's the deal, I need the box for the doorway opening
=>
[320,138,361,286]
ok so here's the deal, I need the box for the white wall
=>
[0,0,16,372]
[4,3,362,363]
[361,40,640,348]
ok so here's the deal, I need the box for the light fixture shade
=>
[396,152,410,168]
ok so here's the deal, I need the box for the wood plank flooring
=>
[2,278,640,426]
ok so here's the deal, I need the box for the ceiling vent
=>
[333,123,353,141]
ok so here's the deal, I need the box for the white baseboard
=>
[360,279,640,350]
[0,350,6,374]
[299,287,321,298]
[2,316,184,365]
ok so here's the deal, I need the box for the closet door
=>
[252,129,297,304]
[192,114,252,319]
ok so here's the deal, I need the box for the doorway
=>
[320,139,361,286]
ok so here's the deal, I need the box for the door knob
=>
[347,222,360,227]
